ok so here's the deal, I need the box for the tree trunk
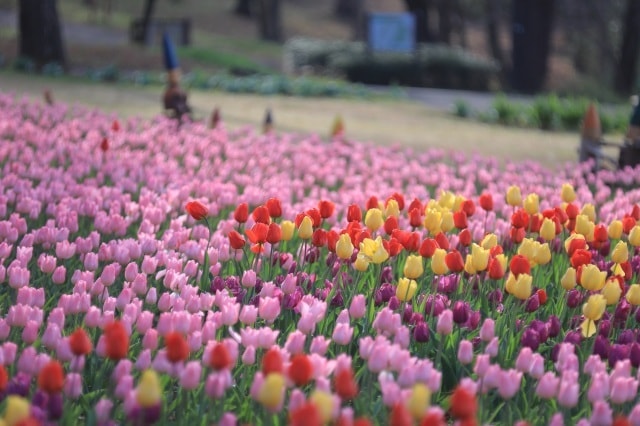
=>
[334,0,357,19]
[140,0,156,43]
[257,0,282,42]
[511,0,555,94]
[235,0,253,17]
[485,0,504,65]
[614,0,640,95]
[403,0,432,43]
[437,0,451,44]
[19,0,66,69]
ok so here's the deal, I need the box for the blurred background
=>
[0,0,638,99]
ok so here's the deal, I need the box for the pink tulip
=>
[484,337,499,358]
[536,372,559,399]
[457,340,474,365]
[143,329,158,351]
[479,318,495,342]
[94,398,114,423]
[310,336,331,356]
[515,347,533,373]
[284,330,306,355]
[590,400,613,426]
[64,373,83,399]
[179,361,202,390]
[436,309,453,335]
[52,266,66,284]
[349,294,366,319]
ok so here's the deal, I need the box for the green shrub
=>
[492,94,521,126]
[530,94,562,130]
[558,98,589,130]
[284,38,499,91]
[453,99,470,118]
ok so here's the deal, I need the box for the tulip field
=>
[4,91,640,426]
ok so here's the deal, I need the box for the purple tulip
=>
[452,301,469,325]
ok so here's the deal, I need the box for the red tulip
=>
[289,402,322,426]
[165,332,189,363]
[262,348,283,375]
[104,321,129,361]
[318,200,335,219]
[306,208,322,228]
[326,230,339,253]
[334,368,358,400]
[409,208,422,228]
[511,210,529,229]
[570,249,592,269]
[458,229,472,247]
[488,258,505,280]
[387,192,405,210]
[449,385,478,420]
[453,211,468,229]
[509,255,531,277]
[479,192,493,211]
[185,201,208,221]
[347,204,362,222]
[389,403,412,426]
[537,289,548,305]
[209,343,233,370]
[312,229,327,248]
[265,198,282,219]
[445,250,464,273]
[288,354,313,387]
[233,203,249,224]
[565,203,579,220]
[0,365,7,393]
[461,199,476,217]
[252,205,271,224]
[100,137,109,152]
[228,230,246,250]
[419,238,438,258]
[266,223,281,245]
[366,196,379,211]
[38,360,64,393]
[384,216,399,235]
[434,233,450,251]
[69,328,92,356]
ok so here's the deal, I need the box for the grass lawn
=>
[0,71,599,168]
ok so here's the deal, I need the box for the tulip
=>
[457,340,474,365]
[523,193,539,215]
[608,220,623,240]
[431,249,449,275]
[336,234,354,260]
[580,264,606,291]
[583,294,606,321]
[396,278,418,302]
[257,373,286,411]
[385,199,400,219]
[471,244,490,272]
[359,237,388,264]
[505,273,532,300]
[185,200,208,221]
[423,209,442,235]
[575,215,594,239]
[309,390,334,424]
[630,226,640,247]
[602,279,622,305]
[440,211,454,233]
[506,185,522,207]
[136,370,162,407]
[479,192,493,211]
[539,218,555,241]
[364,208,383,232]
[407,383,431,420]
[626,284,640,305]
[298,216,314,240]
[533,243,551,265]
[436,310,453,335]
[4,396,31,426]
[561,183,576,203]
[561,267,577,291]
[403,255,423,279]
[354,255,369,272]
[280,220,295,241]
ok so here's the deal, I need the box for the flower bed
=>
[1,92,640,425]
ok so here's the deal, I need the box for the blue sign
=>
[368,13,416,53]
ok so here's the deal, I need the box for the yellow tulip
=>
[423,209,442,235]
[403,255,424,279]
[359,237,389,264]
[4,396,30,426]
[481,233,498,250]
[453,195,466,213]
[440,211,454,233]
[310,390,334,424]
[364,208,384,232]
[464,255,476,275]
[407,383,431,420]
[336,234,354,260]
[523,193,539,215]
[298,216,313,240]
[581,204,596,223]
[582,294,606,321]
[611,241,629,264]
[517,238,536,262]
[629,226,640,247]
[560,267,577,291]
[431,248,449,275]
[580,264,606,291]
[385,199,400,218]
[561,183,576,203]
[471,244,490,272]
[602,279,622,305]
[580,319,597,338]
[506,273,532,300]
[539,218,556,241]
[257,373,286,411]
[354,254,369,272]
[626,284,640,305]
[611,262,626,277]
[506,185,522,207]
[438,191,456,210]
[396,277,418,302]
[280,220,295,241]
[575,215,594,238]
[533,243,551,266]
[495,253,508,273]
[608,220,623,240]
[136,370,163,408]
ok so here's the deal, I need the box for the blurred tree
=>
[140,0,157,42]
[511,0,555,93]
[614,0,640,95]
[334,0,358,19]
[235,0,253,17]
[19,0,66,69]
[256,0,282,42]
[403,0,433,42]
[437,0,451,44]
